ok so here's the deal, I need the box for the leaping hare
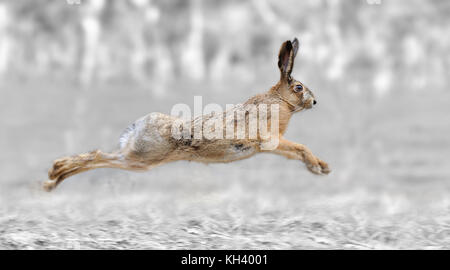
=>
[44,38,330,191]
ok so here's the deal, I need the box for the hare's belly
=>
[224,143,257,161]
[193,142,258,163]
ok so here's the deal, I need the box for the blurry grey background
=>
[1,0,450,249]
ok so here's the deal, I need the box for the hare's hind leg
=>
[44,112,177,191]
[43,150,150,191]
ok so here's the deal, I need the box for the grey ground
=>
[1,80,450,249]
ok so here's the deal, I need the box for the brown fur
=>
[43,38,330,192]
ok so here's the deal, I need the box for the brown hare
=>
[43,38,330,191]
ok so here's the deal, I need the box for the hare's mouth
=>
[294,102,311,112]
[304,100,314,109]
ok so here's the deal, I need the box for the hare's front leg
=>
[270,138,330,175]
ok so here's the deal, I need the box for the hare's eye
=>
[294,85,303,92]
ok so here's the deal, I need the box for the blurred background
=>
[1,0,450,249]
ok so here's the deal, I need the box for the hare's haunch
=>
[44,38,330,192]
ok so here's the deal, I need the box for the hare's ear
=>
[278,38,299,80]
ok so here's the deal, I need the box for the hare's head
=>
[275,38,316,112]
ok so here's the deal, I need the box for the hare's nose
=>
[313,100,317,105]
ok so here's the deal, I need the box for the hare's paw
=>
[317,159,331,175]
[307,163,322,175]
[306,158,330,175]
[43,180,57,192]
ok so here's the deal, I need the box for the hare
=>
[43,38,330,192]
